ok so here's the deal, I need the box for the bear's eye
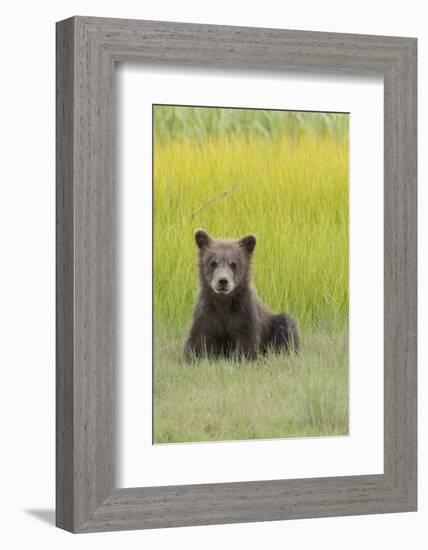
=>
[210,260,217,269]
[230,261,237,270]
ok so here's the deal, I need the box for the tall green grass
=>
[154,106,348,143]
[153,105,349,443]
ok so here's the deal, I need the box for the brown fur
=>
[184,229,299,360]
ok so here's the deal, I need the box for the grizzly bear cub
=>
[184,229,299,360]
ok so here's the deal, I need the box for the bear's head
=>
[194,229,256,295]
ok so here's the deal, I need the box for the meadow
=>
[153,106,349,444]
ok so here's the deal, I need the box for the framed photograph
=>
[56,16,417,533]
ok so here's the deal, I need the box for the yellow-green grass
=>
[153,108,349,443]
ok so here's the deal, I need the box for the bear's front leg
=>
[184,332,207,360]
[235,335,258,361]
[184,331,221,360]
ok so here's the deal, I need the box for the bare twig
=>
[190,183,244,220]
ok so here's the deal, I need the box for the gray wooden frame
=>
[56,16,417,533]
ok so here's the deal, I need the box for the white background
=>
[118,67,384,487]
[0,1,425,549]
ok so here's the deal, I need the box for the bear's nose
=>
[218,278,229,287]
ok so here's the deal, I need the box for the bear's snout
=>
[211,269,234,294]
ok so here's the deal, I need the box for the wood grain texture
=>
[56,18,75,532]
[56,16,417,533]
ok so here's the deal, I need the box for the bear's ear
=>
[239,234,256,255]
[195,229,212,250]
